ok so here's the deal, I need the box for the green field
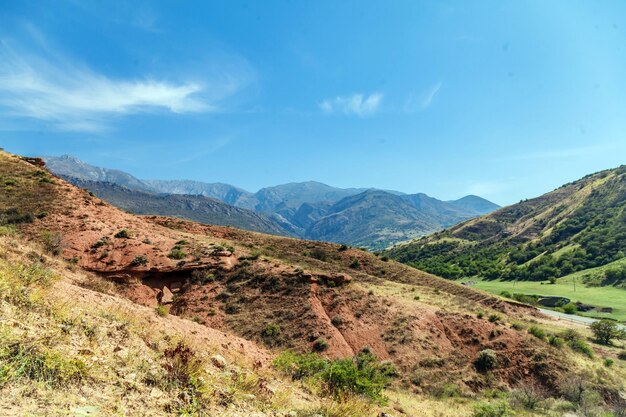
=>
[466,276,626,323]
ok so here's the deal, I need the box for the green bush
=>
[500,291,512,298]
[114,229,130,239]
[131,255,148,266]
[604,358,614,367]
[590,319,625,345]
[548,335,565,348]
[349,258,361,269]
[313,338,329,352]
[618,351,626,361]
[40,230,63,256]
[561,303,577,314]
[528,326,545,340]
[168,248,187,260]
[472,401,511,417]
[488,314,502,323]
[474,349,498,372]
[570,339,594,358]
[156,305,168,317]
[261,323,281,346]
[274,349,393,402]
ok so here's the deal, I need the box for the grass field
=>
[465,276,626,323]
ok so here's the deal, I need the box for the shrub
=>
[274,349,393,402]
[331,315,343,327]
[338,244,348,251]
[604,358,614,367]
[168,248,187,260]
[156,305,168,317]
[313,338,329,352]
[570,339,594,358]
[528,326,545,340]
[562,303,577,314]
[190,269,215,284]
[477,311,485,319]
[548,335,565,348]
[472,401,511,417]
[40,230,63,256]
[309,248,327,261]
[500,291,512,298]
[509,383,547,410]
[130,255,148,266]
[349,258,361,269]
[114,229,130,239]
[474,349,498,372]
[274,351,328,380]
[488,314,502,323]
[548,276,557,284]
[161,342,204,408]
[590,319,625,345]
[261,323,281,346]
[618,351,626,361]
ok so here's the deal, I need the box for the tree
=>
[590,319,626,345]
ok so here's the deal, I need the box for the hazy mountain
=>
[307,190,444,250]
[143,179,258,208]
[448,195,501,215]
[253,181,368,212]
[386,166,626,285]
[44,155,500,249]
[64,178,293,236]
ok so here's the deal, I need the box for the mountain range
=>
[44,155,499,249]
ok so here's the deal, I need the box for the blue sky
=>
[1,0,625,205]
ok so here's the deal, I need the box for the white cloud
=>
[318,92,383,117]
[404,81,442,112]
[0,39,245,132]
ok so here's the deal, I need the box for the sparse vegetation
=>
[274,349,394,403]
[114,229,130,238]
[474,349,498,372]
[130,255,148,266]
[168,247,187,260]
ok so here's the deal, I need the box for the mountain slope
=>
[448,195,501,215]
[64,177,293,236]
[4,150,601,401]
[43,155,500,249]
[308,190,452,250]
[44,155,151,191]
[143,179,258,208]
[386,166,626,286]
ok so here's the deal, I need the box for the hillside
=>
[3,150,626,416]
[307,190,442,249]
[62,177,293,237]
[43,155,499,249]
[386,165,626,287]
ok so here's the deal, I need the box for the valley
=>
[2,150,625,416]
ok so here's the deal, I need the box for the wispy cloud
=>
[319,92,383,117]
[0,37,247,132]
[510,143,619,161]
[404,81,442,112]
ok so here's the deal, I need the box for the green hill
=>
[386,165,626,287]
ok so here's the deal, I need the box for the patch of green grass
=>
[0,330,87,388]
[468,278,626,322]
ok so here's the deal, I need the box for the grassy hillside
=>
[387,166,626,282]
[2,151,626,417]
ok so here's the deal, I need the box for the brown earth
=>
[3,151,571,394]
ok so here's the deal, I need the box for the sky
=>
[1,0,625,205]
